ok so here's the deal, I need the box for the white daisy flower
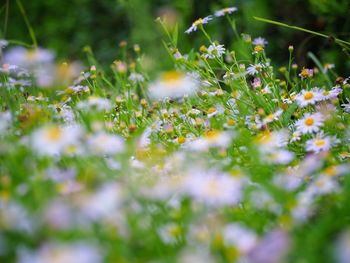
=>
[148,70,198,100]
[128,72,145,83]
[256,130,289,153]
[342,99,350,113]
[246,63,263,76]
[87,132,124,155]
[294,88,323,107]
[252,37,268,47]
[185,130,232,151]
[17,242,102,263]
[31,125,83,156]
[305,134,338,153]
[263,109,283,125]
[290,131,302,143]
[0,111,12,132]
[77,96,112,111]
[319,86,342,101]
[185,16,213,34]
[204,43,225,59]
[295,112,324,134]
[222,224,257,253]
[214,7,237,17]
[182,169,244,206]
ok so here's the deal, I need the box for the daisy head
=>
[252,37,268,47]
[295,112,324,134]
[204,43,225,59]
[214,7,237,17]
[299,68,314,79]
[148,70,198,100]
[294,88,322,107]
[185,16,213,34]
[305,134,338,153]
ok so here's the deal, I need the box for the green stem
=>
[16,0,38,48]
[254,16,350,49]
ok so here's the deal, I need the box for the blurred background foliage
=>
[1,0,350,74]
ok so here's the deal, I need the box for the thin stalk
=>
[16,0,37,48]
[254,17,350,49]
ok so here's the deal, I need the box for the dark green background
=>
[2,0,350,73]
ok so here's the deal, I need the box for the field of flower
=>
[1,3,350,263]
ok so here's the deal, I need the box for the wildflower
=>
[261,85,272,94]
[246,63,262,76]
[214,7,237,17]
[185,130,232,151]
[295,112,324,134]
[268,149,294,164]
[185,16,212,34]
[30,125,83,156]
[148,70,198,100]
[305,134,338,153]
[323,63,335,73]
[17,242,102,263]
[318,86,342,101]
[182,169,244,206]
[222,224,258,253]
[309,175,339,195]
[63,85,89,95]
[87,132,124,155]
[252,77,261,88]
[294,88,322,107]
[263,109,283,125]
[256,130,289,153]
[0,111,12,132]
[158,223,181,244]
[3,47,55,67]
[252,37,268,47]
[76,96,112,111]
[128,72,145,83]
[290,131,302,143]
[79,183,123,221]
[342,99,350,113]
[204,43,225,59]
[299,68,314,79]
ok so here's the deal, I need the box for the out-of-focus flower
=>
[222,223,258,254]
[252,37,268,47]
[30,125,83,156]
[87,132,124,155]
[306,134,339,153]
[17,242,102,263]
[185,16,213,34]
[148,70,198,100]
[77,96,112,111]
[214,7,237,17]
[182,169,244,206]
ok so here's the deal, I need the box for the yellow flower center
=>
[207,107,217,114]
[205,130,220,141]
[177,136,186,144]
[254,45,264,53]
[193,18,203,26]
[227,119,235,126]
[161,71,183,83]
[46,127,62,141]
[304,92,314,100]
[304,118,314,126]
[25,50,38,60]
[315,139,325,147]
